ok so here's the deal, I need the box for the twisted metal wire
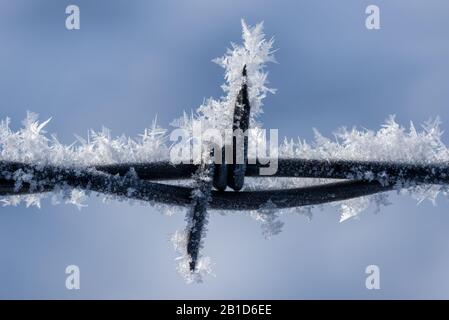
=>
[1,159,447,208]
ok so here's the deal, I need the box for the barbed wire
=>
[1,66,448,275]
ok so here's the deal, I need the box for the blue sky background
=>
[1,0,449,299]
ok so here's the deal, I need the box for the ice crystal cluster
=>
[1,20,449,281]
[185,20,275,133]
[170,229,214,284]
[272,116,449,221]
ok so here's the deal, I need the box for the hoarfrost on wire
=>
[250,200,285,239]
[1,19,449,282]
[0,20,448,220]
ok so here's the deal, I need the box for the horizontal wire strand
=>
[0,160,434,210]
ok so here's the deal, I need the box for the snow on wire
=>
[1,20,449,283]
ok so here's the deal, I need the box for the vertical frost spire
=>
[171,20,277,282]
[182,19,276,135]
[211,19,276,128]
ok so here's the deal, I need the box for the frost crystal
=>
[170,229,214,283]
[65,189,88,210]
[250,200,284,239]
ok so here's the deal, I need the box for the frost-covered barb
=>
[168,19,275,277]
[174,20,275,138]
[171,152,215,282]
[185,152,214,274]
[1,20,449,282]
